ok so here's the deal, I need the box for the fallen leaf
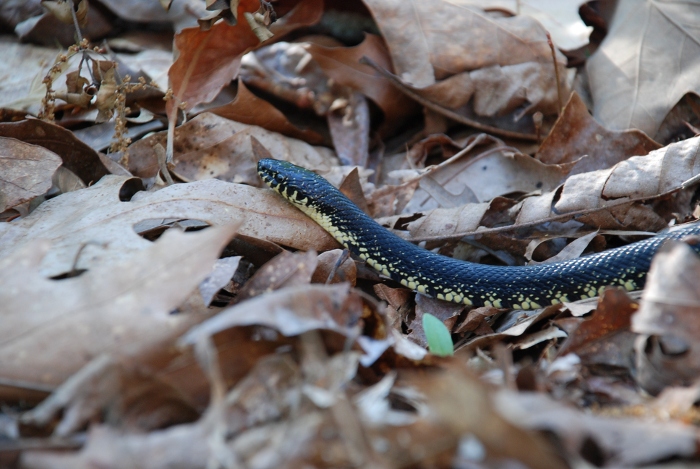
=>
[494,389,700,466]
[209,79,324,144]
[167,3,261,116]
[557,288,638,371]
[0,176,336,277]
[0,136,62,211]
[0,225,237,387]
[395,135,700,240]
[461,0,593,51]
[0,119,110,185]
[127,112,336,180]
[633,242,700,393]
[181,283,363,344]
[587,0,700,137]
[234,250,318,302]
[199,256,241,306]
[536,92,661,174]
[311,249,356,285]
[305,33,419,134]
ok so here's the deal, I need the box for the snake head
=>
[257,158,333,210]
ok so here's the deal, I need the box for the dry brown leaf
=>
[181,283,363,345]
[557,288,638,371]
[234,250,318,302]
[0,119,110,185]
[21,356,294,466]
[127,112,336,180]
[0,41,61,115]
[0,136,62,212]
[199,256,241,306]
[633,242,700,393]
[587,0,700,137]
[305,33,419,134]
[403,146,573,214]
[0,225,236,387]
[0,176,336,277]
[461,0,593,51]
[16,6,113,47]
[268,0,323,38]
[327,91,371,166]
[21,355,200,436]
[494,389,699,466]
[363,0,561,86]
[404,364,566,468]
[537,92,661,174]
[360,0,569,135]
[396,135,700,239]
[208,79,324,144]
[167,1,261,116]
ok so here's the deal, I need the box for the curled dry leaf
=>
[0,176,336,277]
[0,225,237,387]
[267,0,323,38]
[127,112,336,181]
[633,242,700,393]
[0,136,62,212]
[208,79,324,144]
[198,256,241,307]
[305,33,419,135]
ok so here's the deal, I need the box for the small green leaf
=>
[422,313,454,356]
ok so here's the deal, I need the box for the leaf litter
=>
[4,1,700,468]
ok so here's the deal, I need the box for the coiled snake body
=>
[258,159,700,309]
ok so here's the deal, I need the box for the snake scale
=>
[258,158,700,309]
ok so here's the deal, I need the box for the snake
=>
[258,158,700,309]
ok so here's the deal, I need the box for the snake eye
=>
[274,173,285,183]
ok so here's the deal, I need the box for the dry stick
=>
[67,0,83,43]
[325,249,351,285]
[359,56,539,142]
[406,172,700,243]
[546,32,563,116]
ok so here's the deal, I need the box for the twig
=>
[546,32,563,116]
[67,0,83,43]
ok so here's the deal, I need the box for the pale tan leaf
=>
[457,0,593,51]
[0,225,237,386]
[587,0,700,137]
[0,176,336,277]
[0,137,62,211]
[127,112,336,180]
[181,284,363,344]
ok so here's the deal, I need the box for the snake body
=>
[258,159,700,309]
